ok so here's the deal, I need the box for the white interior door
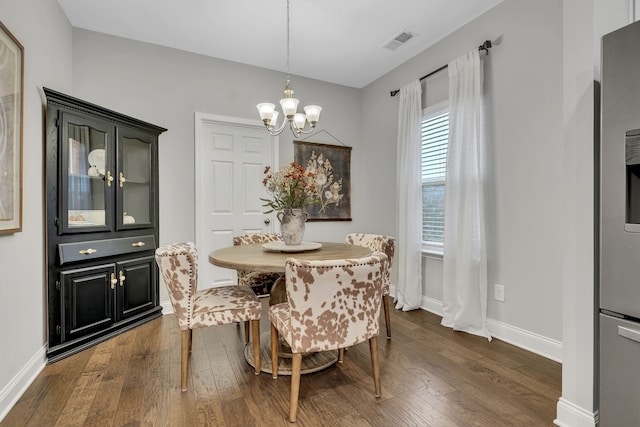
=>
[195,113,278,289]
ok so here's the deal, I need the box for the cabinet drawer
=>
[58,235,156,265]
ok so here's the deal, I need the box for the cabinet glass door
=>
[61,113,112,233]
[117,127,155,229]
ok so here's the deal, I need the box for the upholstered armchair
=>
[269,253,388,422]
[345,233,395,338]
[233,233,283,297]
[155,242,262,391]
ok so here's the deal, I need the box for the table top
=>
[209,241,372,273]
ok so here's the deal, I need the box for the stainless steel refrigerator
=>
[600,19,640,426]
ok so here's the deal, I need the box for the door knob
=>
[264,218,271,225]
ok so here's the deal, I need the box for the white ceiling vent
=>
[382,30,417,50]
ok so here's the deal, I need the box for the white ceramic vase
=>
[277,208,308,245]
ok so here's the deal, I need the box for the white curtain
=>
[395,80,423,311]
[441,50,491,340]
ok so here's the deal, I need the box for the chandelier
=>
[256,0,322,137]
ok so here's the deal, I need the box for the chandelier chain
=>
[286,0,291,80]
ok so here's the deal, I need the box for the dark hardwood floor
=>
[2,299,561,426]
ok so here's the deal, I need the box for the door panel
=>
[195,115,278,289]
[600,313,640,425]
[61,264,116,342]
[117,256,156,321]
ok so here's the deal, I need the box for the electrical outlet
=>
[494,284,505,302]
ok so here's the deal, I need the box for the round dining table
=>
[209,241,371,375]
[209,241,371,304]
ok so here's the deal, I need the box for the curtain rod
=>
[389,40,492,97]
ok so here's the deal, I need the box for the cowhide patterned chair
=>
[233,232,283,297]
[345,233,396,338]
[269,253,388,423]
[155,242,262,391]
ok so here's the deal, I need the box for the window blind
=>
[421,111,449,243]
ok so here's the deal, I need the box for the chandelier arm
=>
[288,121,303,138]
[290,120,317,135]
[293,125,316,135]
[290,117,316,134]
[268,118,288,136]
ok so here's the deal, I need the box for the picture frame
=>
[0,22,23,234]
[294,140,352,221]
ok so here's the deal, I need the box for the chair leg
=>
[369,336,381,398]
[338,348,345,363]
[188,329,193,353]
[244,320,250,344]
[289,353,302,423]
[382,295,391,339]
[181,329,191,392]
[251,319,261,375]
[270,323,279,379]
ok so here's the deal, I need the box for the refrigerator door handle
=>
[618,325,640,343]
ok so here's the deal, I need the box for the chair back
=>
[155,242,198,330]
[283,252,388,353]
[234,232,282,246]
[233,233,283,289]
[345,233,395,269]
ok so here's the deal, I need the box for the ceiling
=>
[57,0,503,89]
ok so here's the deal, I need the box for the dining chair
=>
[155,242,262,391]
[233,232,283,297]
[345,233,395,338]
[270,252,388,423]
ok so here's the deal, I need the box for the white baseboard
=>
[419,294,562,363]
[487,317,562,363]
[0,345,47,422]
[554,397,598,427]
[160,300,173,315]
[169,291,564,362]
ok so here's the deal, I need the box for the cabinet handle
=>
[79,248,97,255]
[106,170,114,187]
[618,326,640,343]
[110,273,117,289]
[132,241,146,247]
[119,271,126,287]
[119,172,126,188]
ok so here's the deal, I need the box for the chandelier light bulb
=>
[279,96,299,119]
[303,105,322,125]
[256,103,276,126]
[293,113,306,130]
[270,111,279,129]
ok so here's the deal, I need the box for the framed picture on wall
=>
[0,21,23,234]
[294,140,352,221]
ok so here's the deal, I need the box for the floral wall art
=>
[0,22,23,234]
[294,140,351,221]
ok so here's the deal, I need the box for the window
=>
[421,103,449,251]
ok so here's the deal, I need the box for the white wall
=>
[0,0,73,419]
[70,30,369,304]
[365,0,564,344]
[557,1,630,426]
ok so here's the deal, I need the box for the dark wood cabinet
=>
[44,88,166,362]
